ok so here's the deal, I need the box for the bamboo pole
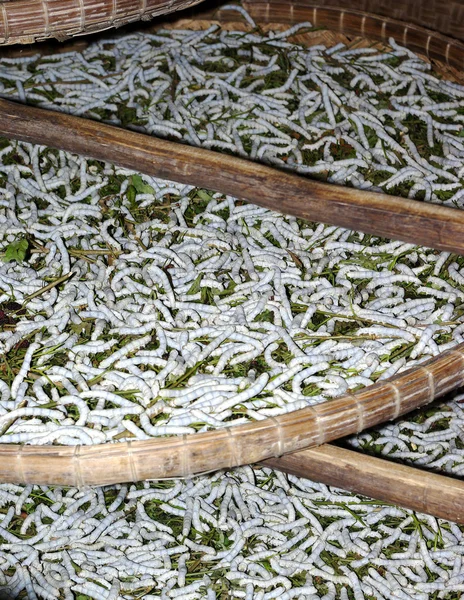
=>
[263,444,464,523]
[1,97,464,254]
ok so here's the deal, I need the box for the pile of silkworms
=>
[351,395,464,476]
[1,7,464,598]
[1,466,464,600]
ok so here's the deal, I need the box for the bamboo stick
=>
[0,343,462,486]
[263,444,464,524]
[2,97,464,254]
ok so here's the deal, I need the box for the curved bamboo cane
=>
[0,0,463,74]
[239,1,464,71]
[241,0,464,47]
[0,342,462,486]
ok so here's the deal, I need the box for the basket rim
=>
[0,0,462,61]
[0,345,463,486]
[1,92,464,485]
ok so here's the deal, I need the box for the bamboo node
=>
[269,416,284,457]
[381,20,387,40]
[181,434,191,477]
[425,34,432,57]
[403,26,408,45]
[16,445,26,486]
[127,440,139,482]
[73,445,85,489]
[351,392,365,433]
[77,0,86,31]
[226,426,241,469]
[388,382,402,420]
[420,366,436,404]
[138,0,147,19]
[1,3,8,43]
[41,0,49,37]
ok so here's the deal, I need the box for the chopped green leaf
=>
[130,174,155,195]
[3,238,29,263]
[127,185,136,205]
[187,274,203,295]
[196,190,212,202]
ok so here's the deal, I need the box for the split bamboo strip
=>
[2,96,464,254]
[262,0,464,44]
[0,343,462,486]
[263,444,464,524]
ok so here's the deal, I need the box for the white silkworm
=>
[98,335,152,368]
[213,374,269,413]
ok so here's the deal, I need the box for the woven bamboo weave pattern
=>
[1,0,464,75]
[261,0,464,42]
[0,0,203,43]
[238,1,464,71]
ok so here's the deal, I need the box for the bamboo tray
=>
[1,0,464,522]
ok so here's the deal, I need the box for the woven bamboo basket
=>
[1,0,464,522]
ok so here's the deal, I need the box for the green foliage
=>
[127,175,155,205]
[196,189,212,202]
[2,238,29,263]
[187,274,203,295]
[127,174,155,205]
[130,174,155,195]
